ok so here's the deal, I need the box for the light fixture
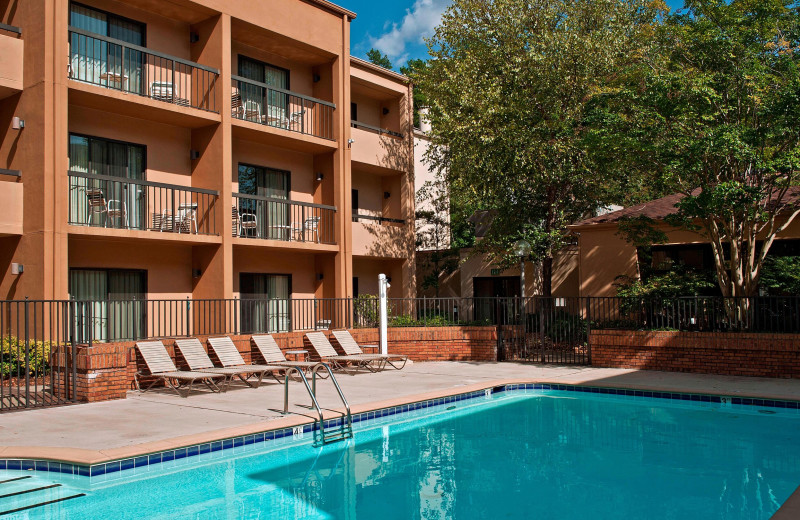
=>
[190,32,199,43]
[313,73,321,83]
[11,263,23,275]
[192,268,202,278]
[190,150,200,160]
[12,117,24,130]
[384,191,390,199]
[315,172,324,181]
[382,107,389,115]
[316,273,324,281]
[513,239,532,300]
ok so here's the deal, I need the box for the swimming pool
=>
[2,385,800,519]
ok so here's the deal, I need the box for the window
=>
[68,134,146,228]
[240,273,291,333]
[69,268,146,342]
[351,102,358,122]
[237,164,290,240]
[69,3,146,94]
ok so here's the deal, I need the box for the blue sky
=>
[347,0,686,68]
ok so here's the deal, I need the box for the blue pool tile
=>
[21,460,34,471]
[210,442,222,452]
[149,454,162,465]
[77,466,90,477]
[701,395,710,402]
[223,439,233,450]
[187,446,199,457]
[60,464,75,475]
[120,458,135,470]
[162,451,175,462]
[35,461,48,471]
[90,465,106,477]
[243,435,254,446]
[134,456,148,468]
[105,461,121,474]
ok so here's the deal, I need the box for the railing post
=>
[585,297,592,365]
[70,300,77,402]
[185,297,191,337]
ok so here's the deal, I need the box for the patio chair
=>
[292,216,320,243]
[106,198,128,228]
[243,99,263,123]
[134,340,224,397]
[150,81,190,106]
[305,331,383,375]
[251,334,323,376]
[175,338,272,390]
[332,329,408,370]
[176,202,198,234]
[206,336,284,383]
[239,210,259,238]
[85,187,108,226]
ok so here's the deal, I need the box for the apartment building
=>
[0,0,415,330]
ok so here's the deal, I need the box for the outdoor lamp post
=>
[513,239,531,300]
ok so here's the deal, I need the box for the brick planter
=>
[51,326,499,403]
[591,329,800,378]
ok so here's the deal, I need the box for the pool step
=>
[0,477,86,516]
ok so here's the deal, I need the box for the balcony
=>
[352,214,410,258]
[231,76,335,142]
[0,24,23,100]
[68,27,219,124]
[350,122,407,174]
[68,171,219,240]
[232,193,336,246]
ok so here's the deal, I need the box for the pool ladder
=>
[282,363,353,445]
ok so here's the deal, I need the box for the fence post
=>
[540,298,546,364]
[379,274,390,356]
[24,297,30,408]
[585,297,592,365]
[70,300,77,402]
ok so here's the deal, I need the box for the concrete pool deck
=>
[4,361,800,465]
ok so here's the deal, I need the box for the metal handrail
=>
[231,75,335,109]
[68,26,218,73]
[351,121,403,138]
[282,363,353,444]
[68,170,219,196]
[233,191,337,211]
[0,22,21,34]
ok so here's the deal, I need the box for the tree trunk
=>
[542,256,553,298]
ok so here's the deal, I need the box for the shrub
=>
[0,336,52,379]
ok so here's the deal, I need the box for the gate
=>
[496,297,590,365]
[1,300,80,412]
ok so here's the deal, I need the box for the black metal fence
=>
[4,296,799,412]
[69,27,219,112]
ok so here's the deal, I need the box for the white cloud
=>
[370,0,449,64]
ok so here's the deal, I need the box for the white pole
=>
[378,273,389,355]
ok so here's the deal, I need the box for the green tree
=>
[366,48,393,70]
[400,58,429,128]
[413,0,662,296]
[594,0,800,299]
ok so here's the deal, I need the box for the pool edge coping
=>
[3,377,800,470]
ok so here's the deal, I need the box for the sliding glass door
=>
[237,164,290,240]
[69,134,146,229]
[240,273,290,333]
[238,56,290,125]
[69,269,146,342]
[70,3,146,94]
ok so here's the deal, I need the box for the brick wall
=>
[52,327,498,402]
[591,329,800,378]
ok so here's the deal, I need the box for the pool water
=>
[2,390,800,519]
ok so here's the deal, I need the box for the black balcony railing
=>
[68,27,219,113]
[232,76,335,140]
[351,121,403,138]
[353,213,405,224]
[68,171,218,236]
[232,193,336,244]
